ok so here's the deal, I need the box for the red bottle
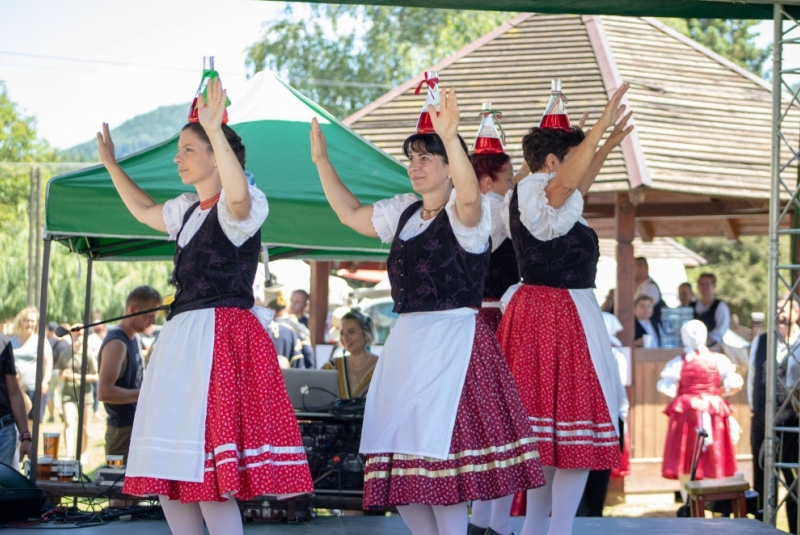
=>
[539,79,571,132]
[415,70,440,134]
[472,102,505,154]
[188,56,229,124]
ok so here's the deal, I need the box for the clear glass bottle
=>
[415,70,440,134]
[539,79,571,131]
[188,56,229,124]
[472,102,505,154]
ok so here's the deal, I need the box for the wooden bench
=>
[684,476,750,518]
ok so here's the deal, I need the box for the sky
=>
[0,0,790,151]
[0,0,289,149]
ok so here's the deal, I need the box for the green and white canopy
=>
[45,71,411,260]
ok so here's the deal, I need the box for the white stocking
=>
[398,504,439,535]
[520,465,555,535]
[488,494,515,535]
[432,502,468,535]
[199,499,244,535]
[471,499,492,528]
[547,468,589,535]
[158,495,204,535]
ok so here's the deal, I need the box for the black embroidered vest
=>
[752,333,798,427]
[387,201,490,314]
[694,298,721,334]
[483,238,520,300]
[168,201,260,320]
[509,186,598,289]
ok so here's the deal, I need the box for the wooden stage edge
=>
[2,516,785,534]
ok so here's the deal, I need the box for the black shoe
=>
[467,523,487,535]
[486,530,515,535]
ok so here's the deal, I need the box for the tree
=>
[658,19,770,76]
[246,5,513,119]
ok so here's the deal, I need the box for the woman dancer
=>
[659,320,742,485]
[496,84,632,535]
[310,88,544,535]
[96,77,312,535]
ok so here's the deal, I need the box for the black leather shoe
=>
[486,529,515,535]
[467,523,487,535]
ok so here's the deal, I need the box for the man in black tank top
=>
[98,286,162,464]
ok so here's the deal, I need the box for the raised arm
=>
[310,118,378,238]
[577,111,634,196]
[430,88,481,228]
[97,123,167,233]
[197,77,250,221]
[544,83,630,209]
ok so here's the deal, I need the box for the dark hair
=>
[678,282,692,291]
[402,133,469,165]
[634,294,654,306]
[470,152,511,183]
[292,289,309,300]
[635,257,648,267]
[521,127,585,172]
[127,286,163,307]
[181,123,246,168]
[341,309,376,347]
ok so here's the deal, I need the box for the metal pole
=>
[765,2,785,525]
[27,167,34,307]
[35,168,42,307]
[74,257,92,480]
[28,235,52,484]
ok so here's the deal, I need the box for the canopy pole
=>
[309,261,330,347]
[74,257,93,490]
[614,192,635,347]
[29,235,52,484]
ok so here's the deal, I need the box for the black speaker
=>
[0,462,46,522]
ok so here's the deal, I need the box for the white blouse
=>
[656,350,744,398]
[488,191,511,252]
[517,172,587,241]
[371,190,491,254]
[163,185,269,247]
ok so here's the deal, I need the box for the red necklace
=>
[200,192,221,210]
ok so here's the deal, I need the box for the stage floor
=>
[2,516,785,534]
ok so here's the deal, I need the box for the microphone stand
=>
[63,303,169,494]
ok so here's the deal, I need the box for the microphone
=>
[53,305,169,338]
[54,326,70,337]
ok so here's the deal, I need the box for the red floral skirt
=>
[124,308,314,502]
[497,284,620,470]
[478,305,503,334]
[363,316,545,507]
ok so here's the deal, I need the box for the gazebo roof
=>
[345,13,800,238]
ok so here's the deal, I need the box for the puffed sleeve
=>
[162,193,200,240]
[371,193,420,243]
[657,356,684,398]
[443,189,491,254]
[217,184,269,247]
[715,352,744,392]
[517,172,585,241]
[488,191,511,252]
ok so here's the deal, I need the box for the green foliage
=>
[658,18,770,76]
[246,4,513,119]
[59,103,189,162]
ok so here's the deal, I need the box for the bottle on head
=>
[472,102,505,154]
[188,55,230,124]
[539,79,571,132]
[415,70,440,134]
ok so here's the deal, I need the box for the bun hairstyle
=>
[521,126,585,173]
[471,152,511,183]
[342,309,377,348]
[403,133,469,165]
[181,122,246,168]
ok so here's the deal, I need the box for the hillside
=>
[59,103,189,162]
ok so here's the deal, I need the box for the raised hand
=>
[429,87,460,141]
[577,111,590,129]
[196,76,227,132]
[96,123,117,169]
[605,110,634,148]
[597,82,630,132]
[310,118,330,165]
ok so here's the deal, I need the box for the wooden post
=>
[309,261,331,347]
[615,192,635,347]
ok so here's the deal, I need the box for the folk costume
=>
[360,190,545,508]
[479,190,519,333]
[658,320,742,481]
[124,186,313,502]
